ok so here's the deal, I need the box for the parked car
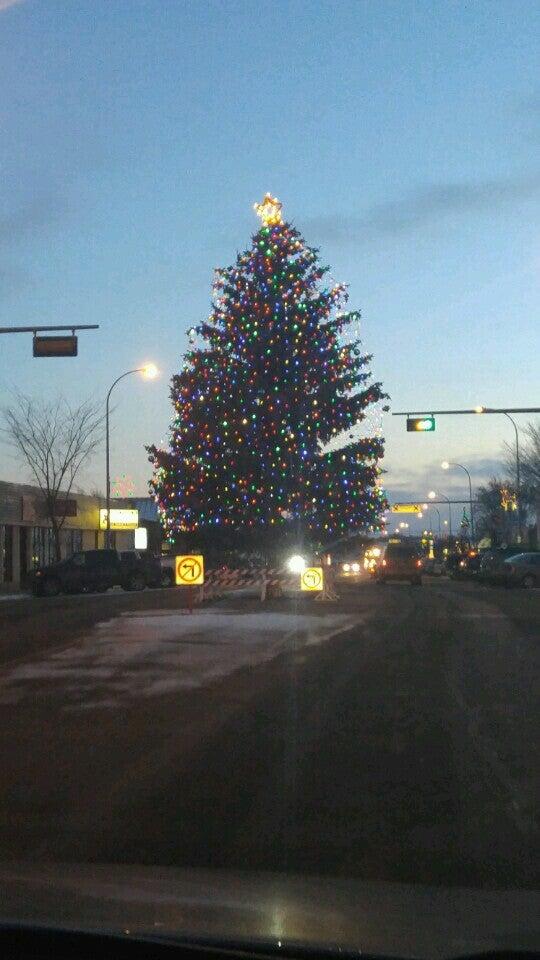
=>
[501,552,540,588]
[478,546,525,585]
[119,550,170,588]
[158,554,176,586]
[31,549,151,597]
[450,550,482,580]
[376,541,423,586]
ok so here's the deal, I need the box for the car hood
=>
[0,862,538,959]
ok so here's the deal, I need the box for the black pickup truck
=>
[31,549,162,597]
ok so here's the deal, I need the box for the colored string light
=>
[147,196,388,547]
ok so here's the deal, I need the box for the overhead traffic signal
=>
[407,416,435,432]
[33,335,78,357]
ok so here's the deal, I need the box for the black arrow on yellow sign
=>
[180,558,202,582]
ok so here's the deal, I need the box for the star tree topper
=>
[253,192,283,226]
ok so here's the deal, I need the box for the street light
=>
[428,489,452,537]
[105,363,159,547]
[141,362,159,380]
[441,460,475,542]
[429,505,441,537]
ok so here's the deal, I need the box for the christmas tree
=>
[148,194,388,553]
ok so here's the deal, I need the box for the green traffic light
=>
[406,416,435,432]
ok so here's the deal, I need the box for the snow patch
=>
[0,609,356,711]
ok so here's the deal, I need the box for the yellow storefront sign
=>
[300,567,323,591]
[99,508,139,530]
[175,554,205,586]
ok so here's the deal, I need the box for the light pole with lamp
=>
[441,461,475,542]
[428,490,452,538]
[429,505,441,538]
[105,363,158,548]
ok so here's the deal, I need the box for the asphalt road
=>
[0,578,538,890]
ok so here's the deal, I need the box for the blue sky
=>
[0,0,538,533]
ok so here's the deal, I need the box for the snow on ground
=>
[0,608,358,711]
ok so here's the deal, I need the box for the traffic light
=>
[407,416,435,432]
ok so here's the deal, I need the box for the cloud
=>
[0,0,25,11]
[305,170,540,244]
[383,455,505,501]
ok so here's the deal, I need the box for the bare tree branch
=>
[2,393,105,561]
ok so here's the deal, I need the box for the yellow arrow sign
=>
[301,566,323,591]
[175,554,204,585]
[391,504,422,514]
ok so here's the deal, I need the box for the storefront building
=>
[0,481,159,591]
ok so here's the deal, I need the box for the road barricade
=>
[201,567,298,602]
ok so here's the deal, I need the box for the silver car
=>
[502,553,540,588]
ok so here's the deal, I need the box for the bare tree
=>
[520,421,540,502]
[475,477,519,546]
[3,394,104,561]
[503,419,540,518]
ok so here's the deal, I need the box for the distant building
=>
[0,481,160,590]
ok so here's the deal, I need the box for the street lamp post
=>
[441,461,475,542]
[430,506,441,538]
[105,364,158,548]
[428,490,452,537]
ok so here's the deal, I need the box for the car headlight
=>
[351,562,360,573]
[342,563,350,572]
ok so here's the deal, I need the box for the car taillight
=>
[416,559,422,568]
[381,559,387,566]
